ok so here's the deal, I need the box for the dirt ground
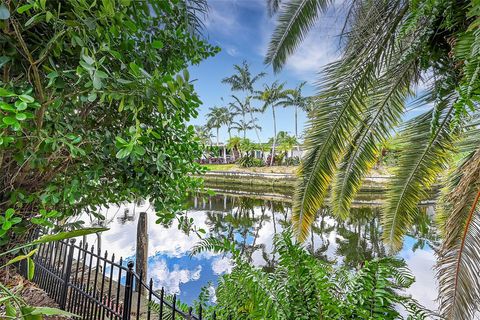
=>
[0,268,70,319]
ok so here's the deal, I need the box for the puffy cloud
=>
[212,257,234,275]
[150,258,203,295]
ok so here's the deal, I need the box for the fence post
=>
[135,212,148,292]
[59,239,75,309]
[123,261,134,320]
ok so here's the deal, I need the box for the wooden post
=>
[135,211,148,292]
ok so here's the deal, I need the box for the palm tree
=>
[266,0,480,318]
[226,136,242,160]
[256,81,289,165]
[232,119,259,140]
[194,125,214,145]
[279,82,308,138]
[206,106,230,162]
[223,62,266,143]
[222,60,266,93]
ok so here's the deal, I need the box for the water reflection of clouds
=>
[150,258,202,295]
[400,237,437,311]
[74,196,438,308]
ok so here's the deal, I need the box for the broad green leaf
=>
[116,147,131,159]
[4,249,38,267]
[0,88,15,97]
[93,74,103,90]
[16,113,27,121]
[19,94,34,103]
[0,102,16,111]
[2,116,17,125]
[32,227,108,245]
[5,208,14,219]
[2,220,12,230]
[27,257,35,280]
[134,145,146,156]
[15,100,28,111]
[17,4,34,13]
[29,307,80,317]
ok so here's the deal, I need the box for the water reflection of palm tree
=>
[335,207,385,268]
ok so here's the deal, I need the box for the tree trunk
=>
[295,105,298,138]
[270,106,276,166]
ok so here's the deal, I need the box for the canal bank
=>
[200,170,390,196]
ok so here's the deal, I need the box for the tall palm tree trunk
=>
[270,106,277,166]
[295,105,298,138]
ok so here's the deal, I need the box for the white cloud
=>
[284,32,340,82]
[226,46,239,57]
[211,256,234,275]
[150,259,203,295]
[400,247,438,311]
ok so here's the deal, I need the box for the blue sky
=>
[187,1,433,143]
[188,0,344,142]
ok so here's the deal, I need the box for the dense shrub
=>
[284,156,300,166]
[192,230,436,320]
[237,156,265,168]
[0,0,218,249]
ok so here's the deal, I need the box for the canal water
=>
[75,189,438,311]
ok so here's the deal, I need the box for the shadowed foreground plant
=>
[192,230,436,319]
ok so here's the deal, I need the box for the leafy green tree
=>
[226,136,242,160]
[0,0,218,248]
[266,0,480,317]
[256,82,289,165]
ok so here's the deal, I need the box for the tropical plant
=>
[0,0,218,249]
[206,106,230,162]
[237,156,265,168]
[192,230,435,319]
[232,119,259,140]
[266,0,480,318]
[223,62,266,142]
[226,136,242,160]
[279,81,308,138]
[255,81,289,165]
[194,125,214,146]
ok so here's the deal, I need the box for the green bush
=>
[237,156,265,168]
[192,230,436,320]
[0,0,218,249]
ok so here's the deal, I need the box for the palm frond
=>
[331,59,418,219]
[383,98,457,252]
[265,0,332,72]
[292,0,412,241]
[190,237,240,257]
[436,181,480,319]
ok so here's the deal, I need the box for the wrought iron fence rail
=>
[18,233,229,320]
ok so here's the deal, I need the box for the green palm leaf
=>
[265,0,332,72]
[331,60,417,219]
[383,100,457,251]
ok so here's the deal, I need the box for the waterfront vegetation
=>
[0,0,479,319]
[265,0,480,318]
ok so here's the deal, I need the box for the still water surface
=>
[78,189,438,310]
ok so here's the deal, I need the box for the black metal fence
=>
[18,236,227,320]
